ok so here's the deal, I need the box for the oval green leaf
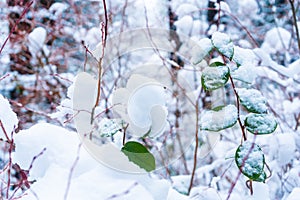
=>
[236,88,267,114]
[245,113,277,134]
[211,32,234,59]
[201,65,230,91]
[200,104,237,131]
[121,141,155,172]
[235,141,265,180]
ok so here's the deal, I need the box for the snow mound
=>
[0,94,18,139]
[13,123,171,200]
[261,27,291,54]
[28,27,47,56]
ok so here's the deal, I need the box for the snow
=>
[0,94,18,138]
[128,85,165,127]
[238,0,258,17]
[288,59,300,77]
[175,15,193,35]
[286,188,300,200]
[84,27,102,50]
[269,133,296,166]
[202,65,229,90]
[232,65,257,84]
[49,2,69,18]
[13,123,83,179]
[261,27,291,55]
[253,48,300,79]
[283,97,300,115]
[175,3,198,18]
[236,141,264,177]
[245,113,277,134]
[190,187,221,200]
[95,118,122,137]
[28,27,47,57]
[200,104,238,131]
[172,175,190,194]
[211,32,234,58]
[215,1,231,14]
[247,182,270,200]
[233,46,257,66]
[236,88,267,113]
[72,73,146,172]
[0,19,9,54]
[192,38,213,64]
[113,74,168,138]
[13,123,171,200]
[168,188,189,200]
[1,0,300,199]
[71,72,170,174]
[50,77,75,123]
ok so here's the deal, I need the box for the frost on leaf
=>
[245,113,277,135]
[253,171,267,182]
[121,141,155,172]
[211,32,234,59]
[201,65,230,91]
[236,88,267,113]
[95,118,122,137]
[192,38,213,65]
[235,141,265,180]
[200,104,238,131]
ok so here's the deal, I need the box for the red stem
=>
[0,1,34,55]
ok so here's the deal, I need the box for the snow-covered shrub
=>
[193,31,278,195]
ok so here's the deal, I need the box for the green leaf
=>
[212,105,226,111]
[236,88,267,114]
[211,32,234,59]
[192,38,213,65]
[235,141,265,180]
[121,141,155,172]
[253,171,267,183]
[209,61,225,67]
[245,113,277,135]
[201,65,230,91]
[200,104,238,131]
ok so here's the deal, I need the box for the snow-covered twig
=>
[289,0,300,55]
[28,148,47,171]
[64,142,82,200]
[91,0,109,124]
[0,74,10,82]
[0,1,33,54]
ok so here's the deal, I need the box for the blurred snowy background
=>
[0,0,300,199]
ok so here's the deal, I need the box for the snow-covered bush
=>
[0,0,300,199]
